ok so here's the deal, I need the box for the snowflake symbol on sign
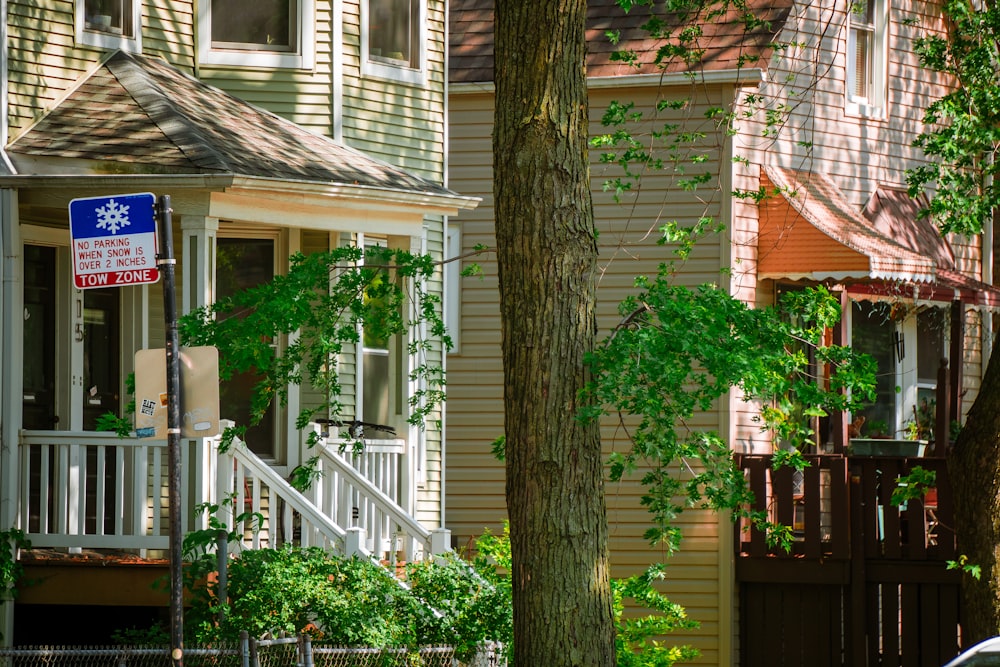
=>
[95,198,131,234]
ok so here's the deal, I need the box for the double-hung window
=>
[199,0,314,69]
[76,0,141,52]
[846,0,887,117]
[362,0,427,85]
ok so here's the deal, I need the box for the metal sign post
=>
[156,194,184,667]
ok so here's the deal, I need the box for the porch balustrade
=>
[16,423,444,562]
[735,453,955,562]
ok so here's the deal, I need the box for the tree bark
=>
[493,1,616,666]
[950,334,1000,645]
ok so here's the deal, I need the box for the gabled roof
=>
[449,0,793,84]
[7,50,463,202]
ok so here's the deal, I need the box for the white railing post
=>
[430,528,451,556]
[345,527,369,558]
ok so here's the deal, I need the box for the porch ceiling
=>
[3,50,478,220]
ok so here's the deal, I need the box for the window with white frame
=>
[199,0,314,69]
[846,0,887,117]
[362,0,427,85]
[358,235,407,438]
[76,0,141,52]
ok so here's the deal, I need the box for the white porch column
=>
[0,188,21,646]
[284,232,302,472]
[180,216,218,315]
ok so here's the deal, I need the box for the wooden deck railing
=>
[734,453,955,563]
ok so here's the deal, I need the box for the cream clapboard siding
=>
[339,0,446,182]
[447,81,747,665]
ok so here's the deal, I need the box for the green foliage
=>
[178,245,447,457]
[95,373,137,437]
[595,0,792,200]
[585,277,876,551]
[907,0,1000,235]
[180,523,697,666]
[613,565,699,667]
[0,528,30,602]
[947,554,982,580]
[183,497,264,559]
[111,623,171,646]
[185,546,426,647]
[890,466,937,508]
[405,551,512,661]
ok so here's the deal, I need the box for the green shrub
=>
[180,527,697,666]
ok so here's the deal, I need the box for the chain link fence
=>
[0,636,503,667]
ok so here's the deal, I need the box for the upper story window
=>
[76,0,141,52]
[362,0,427,85]
[198,0,314,69]
[846,0,887,118]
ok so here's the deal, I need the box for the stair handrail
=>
[307,424,434,553]
[213,426,350,553]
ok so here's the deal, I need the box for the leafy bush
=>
[405,527,513,661]
[181,526,697,666]
[185,547,423,647]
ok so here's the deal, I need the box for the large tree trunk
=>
[492,1,616,666]
[949,334,1000,645]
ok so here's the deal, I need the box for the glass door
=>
[82,287,121,431]
[23,245,58,430]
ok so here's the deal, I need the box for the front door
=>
[22,241,123,432]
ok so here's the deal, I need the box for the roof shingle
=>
[9,51,456,198]
[449,0,793,84]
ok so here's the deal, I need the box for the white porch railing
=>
[300,423,441,562]
[17,426,448,561]
[18,430,175,551]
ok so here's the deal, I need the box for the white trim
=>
[198,0,315,70]
[445,223,461,354]
[1,0,8,152]
[360,0,428,86]
[845,0,888,119]
[75,0,143,53]
[332,0,344,141]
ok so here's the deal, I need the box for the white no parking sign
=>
[69,192,160,289]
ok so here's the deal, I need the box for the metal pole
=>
[157,194,183,667]
[216,529,228,625]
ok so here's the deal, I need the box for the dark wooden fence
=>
[734,453,960,667]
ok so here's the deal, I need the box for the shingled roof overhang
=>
[758,166,1000,308]
[3,50,478,223]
